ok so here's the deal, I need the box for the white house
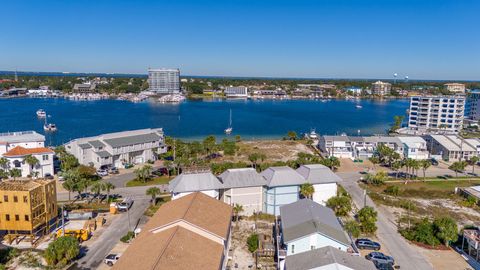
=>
[318,135,353,159]
[296,164,340,205]
[283,246,376,270]
[218,168,267,216]
[279,199,351,258]
[0,131,45,156]
[398,136,430,160]
[2,146,54,177]
[168,171,223,200]
[65,128,166,169]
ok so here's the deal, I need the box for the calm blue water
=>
[0,98,409,146]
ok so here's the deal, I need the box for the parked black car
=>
[366,252,395,265]
[430,158,439,166]
[374,261,396,270]
[355,238,381,250]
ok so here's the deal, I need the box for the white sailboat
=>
[43,116,57,132]
[224,109,233,135]
[36,109,46,118]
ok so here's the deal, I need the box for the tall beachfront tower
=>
[147,68,180,94]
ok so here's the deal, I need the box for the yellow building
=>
[0,179,57,244]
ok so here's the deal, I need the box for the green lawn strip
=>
[126,176,172,187]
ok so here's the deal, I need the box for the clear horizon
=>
[1,0,479,80]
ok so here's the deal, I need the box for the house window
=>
[291,245,295,254]
[13,196,18,203]
[3,195,8,202]
[42,155,49,161]
[5,214,9,221]
[13,160,21,168]
[311,245,316,250]
[25,215,29,221]
[23,196,28,203]
[15,215,19,221]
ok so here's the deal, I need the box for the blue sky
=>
[1,0,479,80]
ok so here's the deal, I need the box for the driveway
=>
[338,172,434,270]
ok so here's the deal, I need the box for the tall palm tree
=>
[420,159,432,180]
[90,182,106,203]
[10,169,21,180]
[300,183,315,199]
[24,155,39,177]
[146,187,161,206]
[469,156,480,174]
[104,182,115,203]
[0,157,9,173]
[62,179,76,203]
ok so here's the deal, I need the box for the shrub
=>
[247,233,259,253]
[400,217,458,247]
[384,185,400,196]
[326,196,352,217]
[344,220,361,238]
[357,206,378,234]
[399,199,417,211]
[44,236,80,266]
[120,231,135,243]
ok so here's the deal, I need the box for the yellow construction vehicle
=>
[56,229,90,242]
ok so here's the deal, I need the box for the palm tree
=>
[0,157,9,173]
[104,182,115,203]
[24,155,39,177]
[411,159,420,179]
[420,159,432,180]
[9,169,21,180]
[90,182,106,203]
[62,179,76,202]
[300,183,315,199]
[248,153,259,169]
[369,156,380,170]
[146,187,161,206]
[469,156,480,175]
[233,203,244,222]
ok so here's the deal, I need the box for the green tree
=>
[0,157,9,173]
[24,155,39,177]
[202,135,217,154]
[44,236,80,267]
[365,171,387,186]
[62,179,76,202]
[60,154,79,171]
[357,206,378,234]
[389,115,404,133]
[344,220,361,238]
[9,168,21,180]
[299,183,315,199]
[235,135,241,143]
[90,181,106,203]
[449,161,467,177]
[420,159,432,180]
[326,195,352,217]
[233,204,244,221]
[433,217,458,246]
[104,182,115,203]
[146,187,161,206]
[469,156,480,174]
[369,156,380,170]
[248,153,260,169]
[287,131,298,141]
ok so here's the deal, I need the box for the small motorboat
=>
[305,129,319,140]
[36,109,46,118]
[355,105,363,109]
[44,123,57,132]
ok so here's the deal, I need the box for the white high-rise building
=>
[148,68,180,94]
[444,83,466,93]
[371,81,391,96]
[408,95,465,133]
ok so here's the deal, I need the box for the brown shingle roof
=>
[3,146,54,157]
[113,192,232,270]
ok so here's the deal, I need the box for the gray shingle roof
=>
[96,150,112,158]
[218,168,267,188]
[103,133,161,148]
[78,143,92,149]
[168,172,224,193]
[261,166,305,187]
[285,246,376,270]
[280,199,350,245]
[296,164,342,184]
[88,140,106,148]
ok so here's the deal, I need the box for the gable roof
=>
[88,140,105,148]
[168,172,224,193]
[296,164,342,184]
[285,246,376,270]
[218,168,267,188]
[113,193,232,270]
[3,146,54,157]
[280,199,349,245]
[103,132,161,148]
[261,166,305,187]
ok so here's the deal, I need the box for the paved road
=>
[338,172,434,270]
[68,196,150,270]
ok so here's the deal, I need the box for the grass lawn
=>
[144,196,171,216]
[126,176,172,187]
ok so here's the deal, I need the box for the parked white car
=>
[97,169,108,177]
[104,254,121,266]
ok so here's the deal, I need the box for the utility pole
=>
[127,206,132,232]
[61,204,65,236]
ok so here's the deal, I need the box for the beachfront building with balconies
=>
[64,128,166,169]
[407,95,465,134]
[147,68,180,94]
[398,136,430,160]
[224,86,248,98]
[371,81,391,96]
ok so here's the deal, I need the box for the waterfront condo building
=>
[224,86,248,98]
[444,83,466,94]
[65,128,167,169]
[147,68,180,94]
[0,131,45,156]
[407,95,465,133]
[0,179,57,244]
[72,83,96,93]
[466,90,480,120]
[371,81,391,96]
